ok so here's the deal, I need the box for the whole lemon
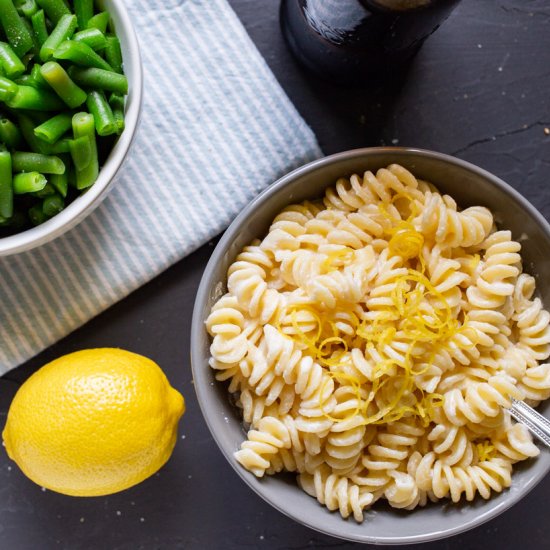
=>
[2,348,185,497]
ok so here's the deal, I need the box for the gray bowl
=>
[190,147,550,545]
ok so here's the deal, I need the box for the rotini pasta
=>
[206,164,550,521]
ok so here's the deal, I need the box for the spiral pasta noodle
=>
[206,164,550,521]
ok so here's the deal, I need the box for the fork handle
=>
[509,398,550,449]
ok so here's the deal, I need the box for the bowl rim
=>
[191,147,550,545]
[0,0,143,256]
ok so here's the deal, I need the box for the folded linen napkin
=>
[0,0,322,374]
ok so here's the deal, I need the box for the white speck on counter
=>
[181,435,186,439]
[259,535,264,540]
[477,43,482,48]
[140,517,145,523]
[391,138,399,145]
[7,466,11,471]
[130,501,135,506]
[41,487,47,492]
[498,66,503,72]
[544,127,550,136]
[116,511,122,516]
[80,518,85,523]
[188,475,192,479]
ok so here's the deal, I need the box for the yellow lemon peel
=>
[276,192,474,429]
[476,440,496,462]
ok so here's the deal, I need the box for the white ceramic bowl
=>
[0,0,143,256]
[191,148,550,545]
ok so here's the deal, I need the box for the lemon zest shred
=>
[274,191,476,429]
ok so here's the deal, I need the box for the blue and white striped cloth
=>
[0,0,321,373]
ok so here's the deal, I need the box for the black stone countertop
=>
[1,1,549,548]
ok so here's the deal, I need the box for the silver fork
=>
[509,398,550,448]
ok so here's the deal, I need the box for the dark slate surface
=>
[1,1,549,548]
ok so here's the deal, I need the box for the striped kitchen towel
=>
[0,0,322,373]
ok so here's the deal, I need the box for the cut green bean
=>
[12,151,65,174]
[0,149,13,218]
[69,135,92,170]
[13,171,47,194]
[31,9,48,47]
[0,0,34,57]
[86,90,116,136]
[31,181,54,197]
[74,0,93,30]
[53,40,112,71]
[17,113,51,154]
[15,0,38,18]
[6,84,65,110]
[33,111,72,144]
[28,203,46,225]
[42,193,64,216]
[0,116,23,148]
[0,42,25,78]
[73,28,107,51]
[50,136,70,153]
[86,11,110,34]
[71,112,97,189]
[30,63,48,88]
[109,93,125,134]
[40,61,87,108]
[68,66,128,94]
[104,35,123,74]
[49,170,67,197]
[39,13,77,62]
[0,76,18,101]
[35,0,70,25]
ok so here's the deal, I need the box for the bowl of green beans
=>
[0,0,142,255]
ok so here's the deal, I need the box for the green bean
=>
[73,28,107,51]
[68,66,128,94]
[31,181,55,197]
[28,203,46,225]
[0,149,13,218]
[74,0,93,30]
[49,170,67,197]
[39,14,77,62]
[0,0,34,57]
[0,76,18,101]
[14,74,34,86]
[17,112,50,153]
[12,151,65,174]
[104,36,123,74]
[86,90,116,136]
[49,136,70,153]
[0,116,23,148]
[30,63,48,88]
[71,112,97,189]
[33,111,72,144]
[40,61,87,108]
[13,171,47,194]
[53,40,112,71]
[15,0,38,18]
[35,0,70,25]
[69,135,92,170]
[6,84,65,110]
[86,12,110,34]
[109,93,125,134]
[0,42,25,78]
[42,193,64,216]
[31,9,48,47]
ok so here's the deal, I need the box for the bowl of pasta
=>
[191,147,550,544]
